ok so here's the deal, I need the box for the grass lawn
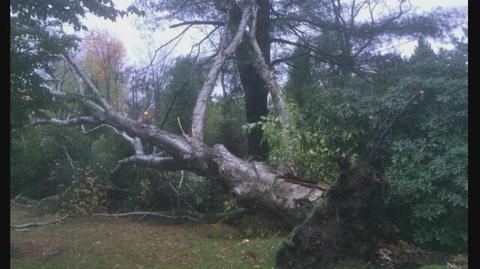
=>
[11,205,283,269]
[10,205,467,269]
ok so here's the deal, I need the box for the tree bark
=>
[41,114,325,224]
[191,7,252,141]
[248,5,290,131]
[230,0,271,161]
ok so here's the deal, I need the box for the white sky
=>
[76,0,468,66]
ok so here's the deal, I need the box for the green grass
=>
[10,205,468,269]
[11,205,282,269]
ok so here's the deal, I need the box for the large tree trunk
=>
[36,111,325,224]
[230,0,270,161]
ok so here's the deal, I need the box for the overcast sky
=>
[77,0,468,66]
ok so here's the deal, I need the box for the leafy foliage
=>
[10,124,131,201]
[277,37,467,250]
[91,132,132,171]
[255,105,339,183]
[11,126,93,198]
[64,166,112,213]
[383,38,468,251]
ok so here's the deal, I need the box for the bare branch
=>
[191,6,252,140]
[111,155,186,175]
[81,123,144,155]
[170,20,224,28]
[247,5,290,130]
[270,37,339,65]
[34,115,146,156]
[273,13,345,34]
[59,144,76,171]
[92,211,200,222]
[131,137,145,155]
[187,26,220,60]
[10,195,61,209]
[116,134,145,155]
[11,215,71,229]
[159,55,218,129]
[48,55,195,157]
[32,117,97,126]
[46,87,106,114]
[177,117,187,136]
[81,123,120,134]
[141,25,194,74]
[270,53,308,66]
[62,53,112,110]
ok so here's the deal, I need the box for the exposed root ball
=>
[276,161,395,269]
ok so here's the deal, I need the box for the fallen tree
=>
[34,3,324,225]
[27,1,416,267]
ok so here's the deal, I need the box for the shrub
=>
[64,166,111,213]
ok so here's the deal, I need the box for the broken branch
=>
[11,214,71,229]
[170,20,224,28]
[93,211,200,222]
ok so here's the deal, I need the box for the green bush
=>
[383,40,467,251]
[252,100,358,183]
[10,126,92,198]
[64,166,111,213]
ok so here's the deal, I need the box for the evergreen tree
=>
[284,46,315,107]
[154,57,208,132]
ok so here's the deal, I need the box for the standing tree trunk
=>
[229,0,271,161]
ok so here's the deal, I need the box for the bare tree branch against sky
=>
[72,0,467,66]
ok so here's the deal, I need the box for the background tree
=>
[83,32,128,111]
[283,46,315,107]
[154,57,207,131]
